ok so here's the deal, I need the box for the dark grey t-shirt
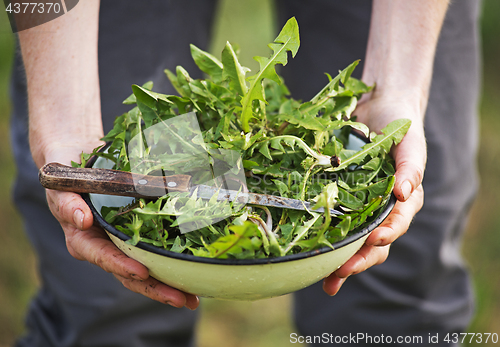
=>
[10,0,481,345]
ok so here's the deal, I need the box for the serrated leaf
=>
[338,187,365,210]
[351,196,383,228]
[206,221,259,258]
[273,179,289,196]
[123,81,154,104]
[328,119,412,172]
[190,44,223,83]
[168,66,194,98]
[362,157,382,170]
[270,137,286,152]
[170,236,186,253]
[164,68,186,97]
[221,41,249,96]
[258,142,273,160]
[310,60,359,103]
[131,84,174,109]
[339,60,359,85]
[285,106,326,131]
[284,214,321,254]
[344,77,373,96]
[312,182,338,211]
[240,17,300,132]
[124,215,143,246]
[338,216,351,238]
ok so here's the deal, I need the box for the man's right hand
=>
[44,172,199,310]
[19,0,199,310]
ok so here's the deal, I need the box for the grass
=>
[197,295,304,347]
[462,72,500,337]
[0,0,499,346]
[461,0,500,341]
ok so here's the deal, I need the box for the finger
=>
[45,187,151,280]
[365,184,424,247]
[114,274,200,310]
[322,244,390,296]
[336,244,390,279]
[392,123,426,202]
[184,292,201,310]
[46,190,94,230]
[65,225,150,280]
[322,275,346,297]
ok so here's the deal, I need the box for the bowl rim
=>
[82,134,396,266]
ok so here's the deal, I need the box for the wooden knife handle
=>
[39,162,192,198]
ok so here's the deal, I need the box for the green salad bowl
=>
[83,134,396,301]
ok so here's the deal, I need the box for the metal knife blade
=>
[193,185,343,216]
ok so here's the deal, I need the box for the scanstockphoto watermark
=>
[3,0,79,33]
[290,332,500,345]
[290,332,424,345]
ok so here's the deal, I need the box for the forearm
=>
[324,2,447,291]
[362,0,449,117]
[18,0,102,168]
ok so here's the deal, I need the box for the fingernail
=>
[184,296,199,310]
[131,273,148,281]
[401,181,412,201]
[73,209,84,230]
[165,300,182,308]
[130,273,143,281]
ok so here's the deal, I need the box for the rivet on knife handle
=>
[39,162,191,198]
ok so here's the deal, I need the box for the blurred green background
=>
[0,0,499,346]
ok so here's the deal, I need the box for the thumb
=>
[392,124,426,202]
[46,190,94,230]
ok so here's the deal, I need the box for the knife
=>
[39,163,343,216]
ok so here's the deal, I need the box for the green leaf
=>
[165,66,194,98]
[164,68,186,97]
[205,221,259,259]
[322,138,343,156]
[338,216,351,238]
[284,105,326,131]
[337,186,365,210]
[284,214,321,254]
[350,196,384,229]
[339,60,359,85]
[365,177,392,202]
[124,215,143,246]
[310,60,359,103]
[273,179,290,197]
[328,96,358,120]
[312,182,338,211]
[362,157,382,171]
[254,135,329,164]
[258,142,273,160]
[190,44,223,83]
[123,81,154,104]
[131,85,155,109]
[328,119,412,172]
[240,17,300,132]
[131,84,174,109]
[170,236,186,253]
[344,77,373,96]
[221,41,249,96]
